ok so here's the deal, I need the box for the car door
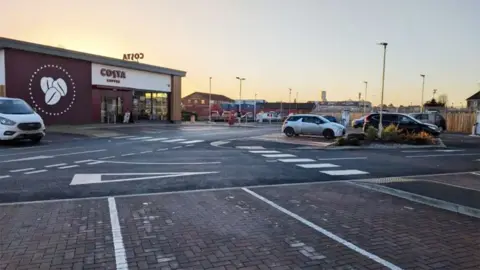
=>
[398,115,420,133]
[300,116,318,134]
[311,116,327,135]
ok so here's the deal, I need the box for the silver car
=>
[282,114,346,139]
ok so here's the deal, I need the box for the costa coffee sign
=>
[100,68,126,84]
[91,63,172,92]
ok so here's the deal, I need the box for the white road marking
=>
[262,154,296,158]
[140,151,153,154]
[108,197,128,270]
[249,150,280,154]
[180,140,204,144]
[0,155,52,163]
[128,136,153,140]
[402,149,464,153]
[71,172,220,185]
[58,165,79,169]
[162,139,186,143]
[406,153,480,158]
[86,161,105,165]
[121,153,135,157]
[172,146,183,149]
[0,175,11,179]
[24,169,48,175]
[74,160,93,164]
[10,168,35,173]
[0,146,83,157]
[211,141,231,147]
[45,163,67,168]
[316,157,368,161]
[236,146,265,150]
[156,148,168,151]
[242,188,401,270]
[278,158,316,163]
[320,169,369,176]
[185,144,194,147]
[297,163,339,169]
[98,156,116,160]
[144,138,168,142]
[55,149,107,157]
[98,160,221,165]
[112,135,135,139]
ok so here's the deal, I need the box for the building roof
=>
[0,37,186,77]
[182,92,234,102]
[466,91,480,101]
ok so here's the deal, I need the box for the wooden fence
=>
[321,112,476,134]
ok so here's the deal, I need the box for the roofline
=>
[0,37,186,77]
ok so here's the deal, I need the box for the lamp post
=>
[420,74,425,112]
[209,77,212,123]
[296,91,298,112]
[363,81,368,114]
[254,93,257,122]
[377,42,388,137]
[236,77,246,122]
[288,88,292,114]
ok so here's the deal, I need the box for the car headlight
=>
[0,116,16,126]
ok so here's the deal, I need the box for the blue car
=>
[322,115,337,123]
[351,116,365,128]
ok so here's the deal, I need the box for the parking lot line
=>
[262,154,296,158]
[108,197,128,270]
[242,187,401,270]
[24,169,48,175]
[297,163,339,168]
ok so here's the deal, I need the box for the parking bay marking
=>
[0,149,107,163]
[70,172,220,185]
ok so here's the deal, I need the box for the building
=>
[466,91,480,111]
[321,91,327,101]
[0,37,186,125]
[181,91,234,120]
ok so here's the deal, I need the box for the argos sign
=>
[91,63,171,92]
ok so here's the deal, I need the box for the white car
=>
[282,114,346,139]
[0,97,46,143]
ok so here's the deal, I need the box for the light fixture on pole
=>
[235,77,246,121]
[209,77,212,123]
[288,88,292,114]
[420,74,425,112]
[377,42,388,137]
[363,81,368,114]
[433,89,437,99]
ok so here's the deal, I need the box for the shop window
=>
[188,99,192,103]
[201,100,205,104]
[194,100,198,104]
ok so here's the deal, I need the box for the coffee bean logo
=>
[41,77,68,105]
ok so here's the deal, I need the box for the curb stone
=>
[326,138,446,150]
[350,181,480,219]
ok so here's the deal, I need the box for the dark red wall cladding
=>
[4,49,92,125]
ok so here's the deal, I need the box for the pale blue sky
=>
[1,0,479,106]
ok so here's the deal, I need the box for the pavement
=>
[1,125,480,269]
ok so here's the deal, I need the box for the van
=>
[0,97,46,143]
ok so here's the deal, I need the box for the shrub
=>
[381,124,401,142]
[365,126,378,141]
[335,137,361,146]
[402,131,435,145]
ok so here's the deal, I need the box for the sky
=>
[1,0,479,107]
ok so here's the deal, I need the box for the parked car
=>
[322,115,337,123]
[0,97,46,143]
[410,112,446,132]
[363,112,441,136]
[351,116,365,128]
[282,114,346,139]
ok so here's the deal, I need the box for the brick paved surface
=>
[414,173,480,191]
[0,200,116,270]
[252,182,480,270]
[115,190,385,270]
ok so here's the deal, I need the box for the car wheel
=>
[30,136,43,144]
[323,129,334,139]
[284,127,295,137]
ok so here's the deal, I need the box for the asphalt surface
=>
[2,125,480,269]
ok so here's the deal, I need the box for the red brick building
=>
[0,37,186,125]
[182,92,234,120]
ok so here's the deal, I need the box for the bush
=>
[381,124,401,142]
[402,131,435,145]
[336,137,361,146]
[365,126,378,141]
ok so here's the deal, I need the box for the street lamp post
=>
[363,81,368,114]
[254,93,257,122]
[296,91,298,111]
[236,77,246,123]
[377,42,388,137]
[209,77,212,123]
[288,88,292,114]
[420,74,425,112]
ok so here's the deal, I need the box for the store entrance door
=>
[101,96,123,123]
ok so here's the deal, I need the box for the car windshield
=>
[0,99,35,114]
[318,116,330,123]
[402,114,423,124]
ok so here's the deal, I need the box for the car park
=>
[0,97,46,143]
[282,114,346,139]
[363,112,441,136]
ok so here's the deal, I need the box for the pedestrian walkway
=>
[110,135,205,145]
[236,145,370,176]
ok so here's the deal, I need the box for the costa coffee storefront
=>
[0,37,186,125]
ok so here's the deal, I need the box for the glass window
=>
[201,100,205,104]
[194,100,198,104]
[398,115,415,124]
[0,99,34,114]
[287,116,301,122]
[188,99,192,103]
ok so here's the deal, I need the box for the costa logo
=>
[100,68,126,79]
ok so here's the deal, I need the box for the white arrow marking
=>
[70,172,219,185]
